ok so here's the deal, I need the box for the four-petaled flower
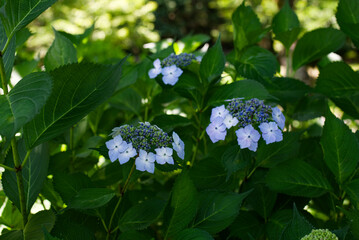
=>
[148,59,162,79]
[210,105,229,122]
[223,114,239,129]
[162,65,183,85]
[172,132,185,160]
[206,117,227,143]
[135,150,156,173]
[259,122,283,144]
[118,143,137,164]
[155,147,174,164]
[272,107,285,130]
[236,125,261,152]
[105,135,128,162]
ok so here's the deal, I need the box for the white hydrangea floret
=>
[162,65,183,85]
[210,105,229,122]
[148,59,162,79]
[172,132,185,160]
[259,122,283,144]
[223,114,239,129]
[236,124,261,152]
[105,135,128,162]
[155,147,174,165]
[118,142,137,164]
[206,117,227,143]
[135,149,156,173]
[272,107,285,130]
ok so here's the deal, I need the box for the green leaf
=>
[256,132,300,168]
[119,198,166,232]
[2,141,49,213]
[266,210,292,240]
[266,160,332,197]
[175,228,214,240]
[44,29,77,71]
[236,46,279,81]
[0,197,22,229]
[336,0,359,48]
[58,24,95,46]
[192,190,251,234]
[208,80,272,106]
[151,115,191,133]
[292,28,345,70]
[272,0,300,50]
[23,60,125,149]
[320,110,359,183]
[118,231,152,240]
[109,87,141,115]
[344,178,359,209]
[232,3,265,54]
[331,95,359,119]
[0,18,16,81]
[0,230,23,240]
[268,77,310,103]
[24,210,55,240]
[316,62,359,97]
[68,188,115,209]
[199,36,225,83]
[279,205,313,240]
[0,0,57,40]
[229,211,263,240]
[342,208,359,238]
[221,146,251,180]
[246,184,277,220]
[0,72,52,141]
[164,171,199,238]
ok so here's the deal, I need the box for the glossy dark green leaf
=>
[266,210,292,240]
[0,0,57,39]
[344,178,359,209]
[229,211,263,240]
[119,198,166,232]
[236,46,279,81]
[316,62,359,97]
[175,228,214,240]
[2,141,49,213]
[292,28,345,70]
[23,210,55,240]
[321,110,359,183]
[44,29,77,71]
[272,0,300,50]
[68,188,115,209]
[336,0,359,48]
[0,72,52,141]
[23,60,125,149]
[266,160,332,197]
[192,190,251,234]
[199,36,225,83]
[279,205,313,240]
[164,171,199,238]
[232,3,265,54]
[268,77,310,103]
[0,19,15,81]
[208,79,271,106]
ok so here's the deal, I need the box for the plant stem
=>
[20,151,31,168]
[0,163,15,172]
[0,53,8,94]
[285,48,292,78]
[106,161,136,240]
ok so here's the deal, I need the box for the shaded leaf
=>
[266,210,292,240]
[336,0,359,48]
[229,211,263,240]
[68,188,114,209]
[175,228,214,240]
[268,77,310,103]
[344,178,359,209]
[0,19,16,81]
[24,210,55,240]
[0,230,23,240]
[221,145,251,180]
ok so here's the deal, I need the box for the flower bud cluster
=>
[106,122,185,173]
[301,229,338,240]
[148,53,197,86]
[206,98,285,152]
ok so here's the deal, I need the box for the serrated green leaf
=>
[24,210,55,240]
[208,80,272,106]
[119,198,166,232]
[0,0,57,40]
[236,46,279,81]
[336,0,359,48]
[316,62,359,97]
[199,36,225,83]
[68,188,115,209]
[0,72,52,141]
[292,28,345,70]
[272,0,300,50]
[175,228,214,240]
[192,190,251,234]
[279,205,313,240]
[232,3,265,54]
[44,29,77,71]
[2,141,49,213]
[321,110,359,183]
[344,178,359,209]
[266,210,292,240]
[266,160,332,197]
[229,211,263,240]
[23,60,125,149]
[164,171,199,238]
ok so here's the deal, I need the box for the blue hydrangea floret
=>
[148,53,197,86]
[106,122,185,173]
[206,98,285,152]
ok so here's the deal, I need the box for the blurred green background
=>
[21,0,341,65]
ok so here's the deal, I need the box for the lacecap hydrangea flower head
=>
[206,98,285,152]
[106,122,185,174]
[148,53,197,86]
[301,229,338,240]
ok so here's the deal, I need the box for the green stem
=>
[0,163,15,172]
[11,138,28,227]
[285,48,291,78]
[21,151,31,168]
[106,161,136,240]
[0,54,8,94]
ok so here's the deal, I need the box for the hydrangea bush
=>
[0,0,359,239]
